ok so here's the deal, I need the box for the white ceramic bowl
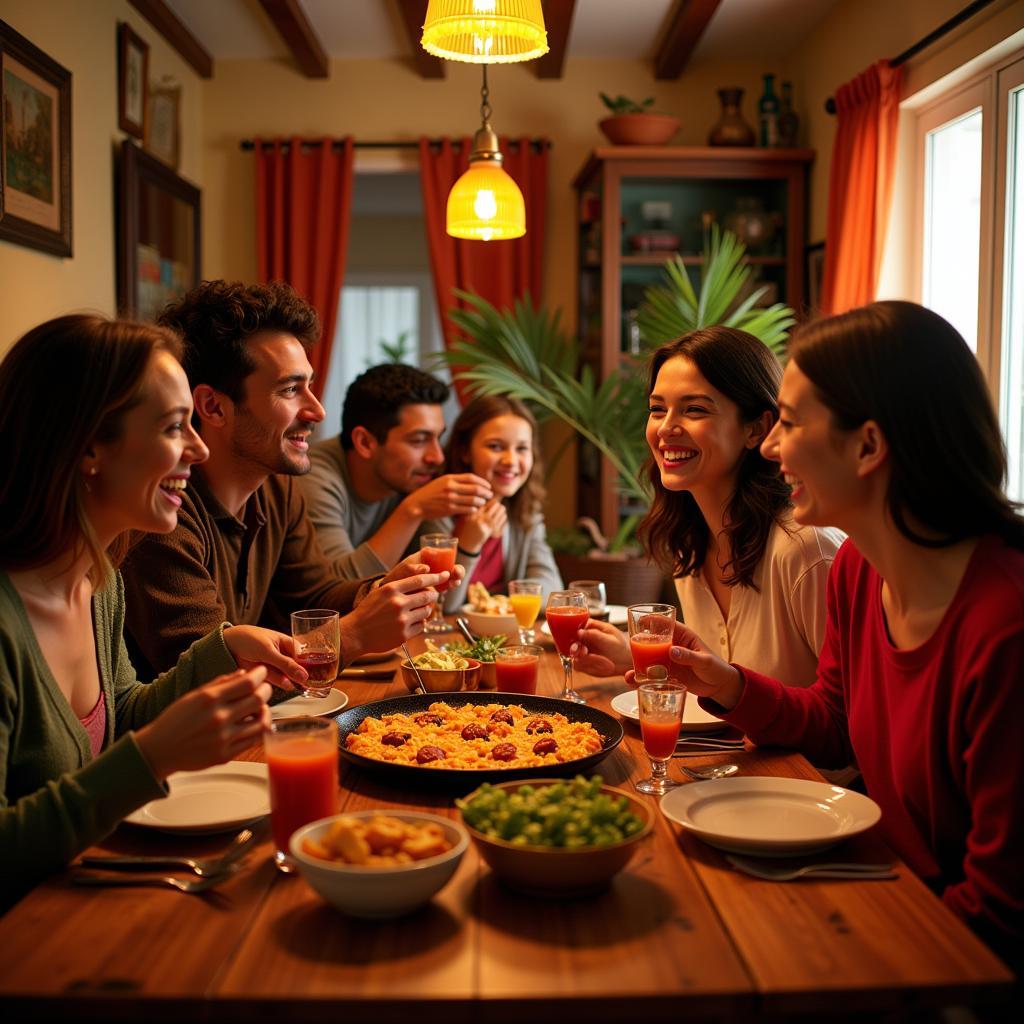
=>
[460,603,520,638]
[290,811,468,918]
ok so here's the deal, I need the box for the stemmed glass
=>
[627,603,676,678]
[508,579,543,643]
[289,609,340,699]
[635,669,686,795]
[545,589,589,704]
[569,579,608,621]
[420,533,457,634]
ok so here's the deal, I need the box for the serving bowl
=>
[290,810,469,918]
[460,603,519,638]
[399,657,481,693]
[460,778,653,897]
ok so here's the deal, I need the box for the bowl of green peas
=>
[456,775,653,896]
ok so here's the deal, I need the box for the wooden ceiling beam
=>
[533,0,575,79]
[654,0,722,80]
[257,0,329,78]
[394,0,445,79]
[127,0,213,79]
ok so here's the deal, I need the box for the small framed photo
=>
[118,22,148,140]
[145,77,181,169]
[806,241,825,315]
[0,18,72,257]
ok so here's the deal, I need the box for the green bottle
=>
[758,73,780,147]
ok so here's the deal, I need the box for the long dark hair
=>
[0,314,183,582]
[444,395,546,531]
[789,300,1024,548]
[638,326,791,588]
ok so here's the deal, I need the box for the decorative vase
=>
[724,197,777,253]
[708,88,755,147]
[778,80,800,148]
[758,73,781,147]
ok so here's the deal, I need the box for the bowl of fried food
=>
[457,775,652,897]
[290,811,469,918]
[399,649,482,694]
[462,582,520,638]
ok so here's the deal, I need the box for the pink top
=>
[469,535,505,592]
[78,689,106,759]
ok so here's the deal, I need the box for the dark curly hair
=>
[637,326,791,589]
[444,395,546,532]
[341,363,450,450]
[789,301,1024,548]
[157,279,320,403]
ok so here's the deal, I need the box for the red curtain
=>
[419,136,549,399]
[821,61,903,316]
[254,137,355,397]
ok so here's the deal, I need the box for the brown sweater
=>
[122,468,366,676]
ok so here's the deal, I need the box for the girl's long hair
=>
[444,395,546,531]
[638,326,791,588]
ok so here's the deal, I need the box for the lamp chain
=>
[480,65,491,126]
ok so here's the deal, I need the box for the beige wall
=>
[791,0,1024,242]
[0,0,204,353]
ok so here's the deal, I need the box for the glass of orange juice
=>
[265,717,340,873]
[635,670,686,795]
[508,579,543,643]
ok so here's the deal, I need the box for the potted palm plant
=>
[434,226,795,604]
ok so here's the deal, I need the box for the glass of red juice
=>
[494,645,542,694]
[635,671,686,796]
[420,533,458,635]
[290,608,340,699]
[627,603,676,679]
[545,589,590,704]
[265,716,340,872]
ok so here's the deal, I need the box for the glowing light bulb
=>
[474,189,498,221]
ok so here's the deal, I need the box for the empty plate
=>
[124,762,270,834]
[659,777,881,857]
[271,688,349,720]
[610,689,726,734]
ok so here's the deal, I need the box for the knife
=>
[338,666,396,678]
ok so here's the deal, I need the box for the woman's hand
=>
[223,625,307,690]
[135,666,272,782]
[571,619,632,677]
[454,497,508,553]
[664,624,745,709]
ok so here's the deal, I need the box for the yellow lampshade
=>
[447,156,525,241]
[421,0,548,64]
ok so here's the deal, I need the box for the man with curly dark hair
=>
[300,363,492,578]
[120,280,459,678]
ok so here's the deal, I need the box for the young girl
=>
[0,315,304,909]
[440,395,562,611]
[575,326,842,686]
[670,302,1023,964]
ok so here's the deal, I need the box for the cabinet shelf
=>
[619,253,787,267]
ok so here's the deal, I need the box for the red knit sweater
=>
[714,536,1024,956]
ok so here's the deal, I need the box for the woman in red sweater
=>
[669,301,1023,966]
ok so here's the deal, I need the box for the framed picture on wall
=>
[118,22,148,139]
[0,18,72,257]
[118,141,200,321]
[145,77,181,169]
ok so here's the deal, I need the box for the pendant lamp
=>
[421,0,548,64]
[446,66,525,241]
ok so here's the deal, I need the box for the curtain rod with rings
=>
[824,0,999,113]
[239,138,551,152]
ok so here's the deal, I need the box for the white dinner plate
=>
[610,689,726,734]
[540,603,628,638]
[124,762,270,834]
[271,688,349,720]
[659,777,882,857]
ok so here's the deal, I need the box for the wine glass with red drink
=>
[420,533,458,634]
[545,589,589,703]
[289,609,340,699]
[636,669,686,795]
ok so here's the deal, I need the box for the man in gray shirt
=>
[301,364,492,578]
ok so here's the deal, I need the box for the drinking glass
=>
[627,603,676,679]
[290,609,340,699]
[494,644,542,695]
[420,533,458,634]
[265,716,340,872]
[545,590,589,704]
[569,579,608,621]
[508,579,543,643]
[635,672,686,796]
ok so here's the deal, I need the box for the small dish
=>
[460,603,519,638]
[610,689,726,734]
[399,657,482,693]
[271,688,349,720]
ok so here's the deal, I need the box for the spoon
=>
[681,763,739,781]
[455,617,477,645]
[401,643,427,695]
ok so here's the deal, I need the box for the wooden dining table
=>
[0,638,1013,1022]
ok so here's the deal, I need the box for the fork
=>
[80,822,265,878]
[675,736,745,749]
[72,866,240,893]
[725,854,897,881]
